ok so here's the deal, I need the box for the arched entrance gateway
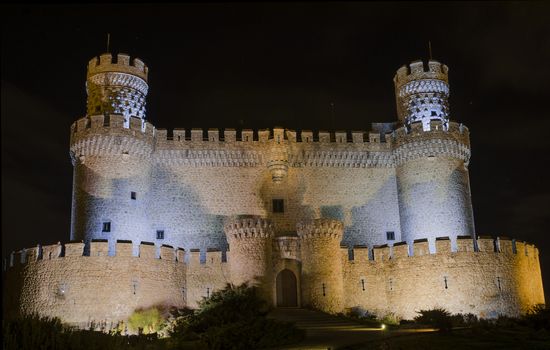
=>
[276,269,298,307]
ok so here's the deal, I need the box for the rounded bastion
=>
[224,216,274,299]
[297,219,345,313]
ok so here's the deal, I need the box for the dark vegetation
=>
[343,304,550,350]
[168,283,304,349]
[2,283,304,350]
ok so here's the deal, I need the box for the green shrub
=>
[414,308,453,332]
[2,315,163,350]
[380,312,401,326]
[169,283,304,349]
[128,306,167,335]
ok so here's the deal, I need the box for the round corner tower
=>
[392,60,474,252]
[224,216,274,301]
[69,53,155,254]
[297,219,344,313]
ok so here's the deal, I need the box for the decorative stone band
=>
[69,135,154,165]
[397,79,449,98]
[288,150,394,168]
[87,72,148,95]
[393,138,470,166]
[87,53,148,82]
[154,149,264,167]
[297,219,344,240]
[224,217,275,239]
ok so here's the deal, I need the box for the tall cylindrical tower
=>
[297,219,344,314]
[224,217,274,301]
[69,53,154,254]
[393,60,474,252]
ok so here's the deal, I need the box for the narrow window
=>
[497,277,501,291]
[361,279,365,291]
[131,191,137,200]
[273,199,284,213]
[322,283,326,296]
[444,276,448,289]
[156,230,165,240]
[386,231,395,240]
[102,222,111,232]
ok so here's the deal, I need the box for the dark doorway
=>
[276,269,298,307]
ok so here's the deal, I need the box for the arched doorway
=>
[276,269,298,307]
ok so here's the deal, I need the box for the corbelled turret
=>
[394,60,449,131]
[86,53,149,123]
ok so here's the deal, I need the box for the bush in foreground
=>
[414,308,453,332]
[169,283,304,349]
[2,315,162,350]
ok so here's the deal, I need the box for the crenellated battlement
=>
[152,127,395,168]
[343,236,540,263]
[391,120,470,165]
[297,219,344,240]
[69,114,155,164]
[5,240,231,269]
[394,59,449,90]
[87,53,148,82]
[224,216,274,239]
[153,127,391,145]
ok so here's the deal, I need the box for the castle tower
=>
[297,219,344,313]
[86,53,149,123]
[69,53,154,254]
[394,60,449,131]
[224,217,274,301]
[393,60,474,251]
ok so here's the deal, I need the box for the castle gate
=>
[276,269,298,307]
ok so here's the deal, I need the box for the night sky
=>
[2,3,549,302]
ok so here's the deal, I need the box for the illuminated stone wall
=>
[70,116,404,253]
[69,115,154,255]
[4,236,544,330]
[394,122,474,251]
[298,219,345,313]
[3,241,229,330]
[342,237,545,320]
[224,217,274,301]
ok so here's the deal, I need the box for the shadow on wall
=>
[149,168,228,254]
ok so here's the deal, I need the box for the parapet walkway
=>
[267,308,387,350]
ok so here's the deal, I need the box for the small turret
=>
[394,60,449,130]
[224,216,274,300]
[297,219,344,313]
[86,53,149,122]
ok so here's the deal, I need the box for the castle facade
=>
[3,53,545,329]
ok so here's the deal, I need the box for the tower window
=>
[272,199,284,213]
[102,222,111,232]
[156,230,165,240]
[131,191,137,200]
[386,231,395,240]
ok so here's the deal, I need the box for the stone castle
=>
[3,52,545,329]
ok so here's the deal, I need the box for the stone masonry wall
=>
[3,241,229,330]
[298,219,345,314]
[342,237,545,320]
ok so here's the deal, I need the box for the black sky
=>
[2,3,550,302]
